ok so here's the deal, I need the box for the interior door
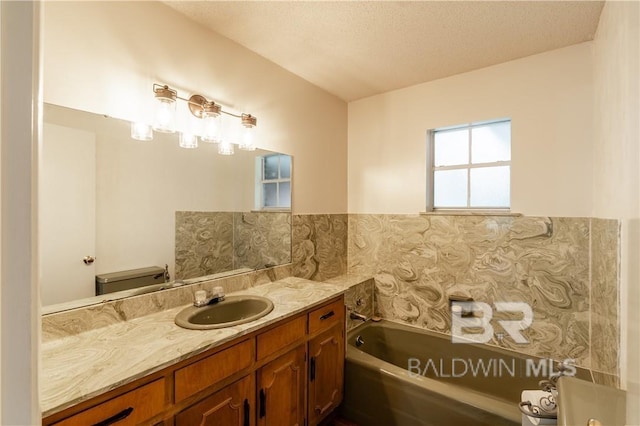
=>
[40,122,96,305]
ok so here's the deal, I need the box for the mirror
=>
[40,103,292,313]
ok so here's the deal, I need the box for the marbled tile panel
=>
[41,278,345,417]
[590,370,620,388]
[322,274,374,330]
[343,279,375,331]
[42,264,291,341]
[175,211,233,279]
[348,214,592,366]
[590,218,620,375]
[234,211,291,269]
[324,272,376,289]
[292,214,348,281]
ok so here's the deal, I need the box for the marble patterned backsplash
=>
[176,210,291,279]
[348,214,620,374]
[590,218,620,379]
[325,274,375,331]
[234,211,291,269]
[175,211,234,279]
[42,211,620,385]
[292,214,348,281]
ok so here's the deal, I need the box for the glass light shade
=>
[130,122,153,141]
[201,114,222,143]
[179,132,198,149]
[218,140,235,155]
[222,114,241,145]
[238,125,256,151]
[153,98,176,133]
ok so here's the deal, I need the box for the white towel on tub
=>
[520,390,557,426]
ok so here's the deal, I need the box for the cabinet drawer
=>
[52,379,165,426]
[175,339,254,402]
[308,297,344,335]
[257,315,306,361]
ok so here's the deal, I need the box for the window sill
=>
[250,209,291,213]
[419,210,522,217]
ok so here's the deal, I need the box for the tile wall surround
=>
[234,211,291,269]
[175,211,233,279]
[42,212,620,386]
[325,274,375,331]
[292,214,348,281]
[175,210,291,280]
[348,214,620,378]
[590,218,621,382]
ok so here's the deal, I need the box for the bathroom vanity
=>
[41,279,346,426]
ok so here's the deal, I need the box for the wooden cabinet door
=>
[308,325,344,426]
[175,375,253,426]
[257,345,306,426]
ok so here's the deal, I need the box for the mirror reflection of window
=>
[258,154,291,209]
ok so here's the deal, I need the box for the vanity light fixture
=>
[131,83,259,156]
[179,132,198,149]
[218,140,235,156]
[152,84,177,133]
[200,100,222,143]
[239,113,257,151]
[131,122,153,141]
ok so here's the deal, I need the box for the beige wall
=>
[348,43,594,216]
[592,1,640,420]
[42,1,347,215]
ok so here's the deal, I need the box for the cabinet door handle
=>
[259,388,266,418]
[92,407,134,426]
[243,398,250,426]
[320,310,335,320]
[310,356,316,382]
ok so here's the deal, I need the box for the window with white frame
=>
[257,154,291,210]
[427,119,511,210]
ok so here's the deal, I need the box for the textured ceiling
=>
[164,1,604,102]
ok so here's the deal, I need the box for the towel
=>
[520,390,557,426]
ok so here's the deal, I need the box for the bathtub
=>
[341,320,591,426]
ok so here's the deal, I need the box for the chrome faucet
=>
[349,311,367,322]
[193,287,225,307]
[163,264,170,283]
[448,294,474,318]
[153,264,171,283]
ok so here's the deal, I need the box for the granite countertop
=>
[40,277,346,417]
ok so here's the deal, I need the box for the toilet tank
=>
[95,266,165,295]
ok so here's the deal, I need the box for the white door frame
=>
[0,0,41,423]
